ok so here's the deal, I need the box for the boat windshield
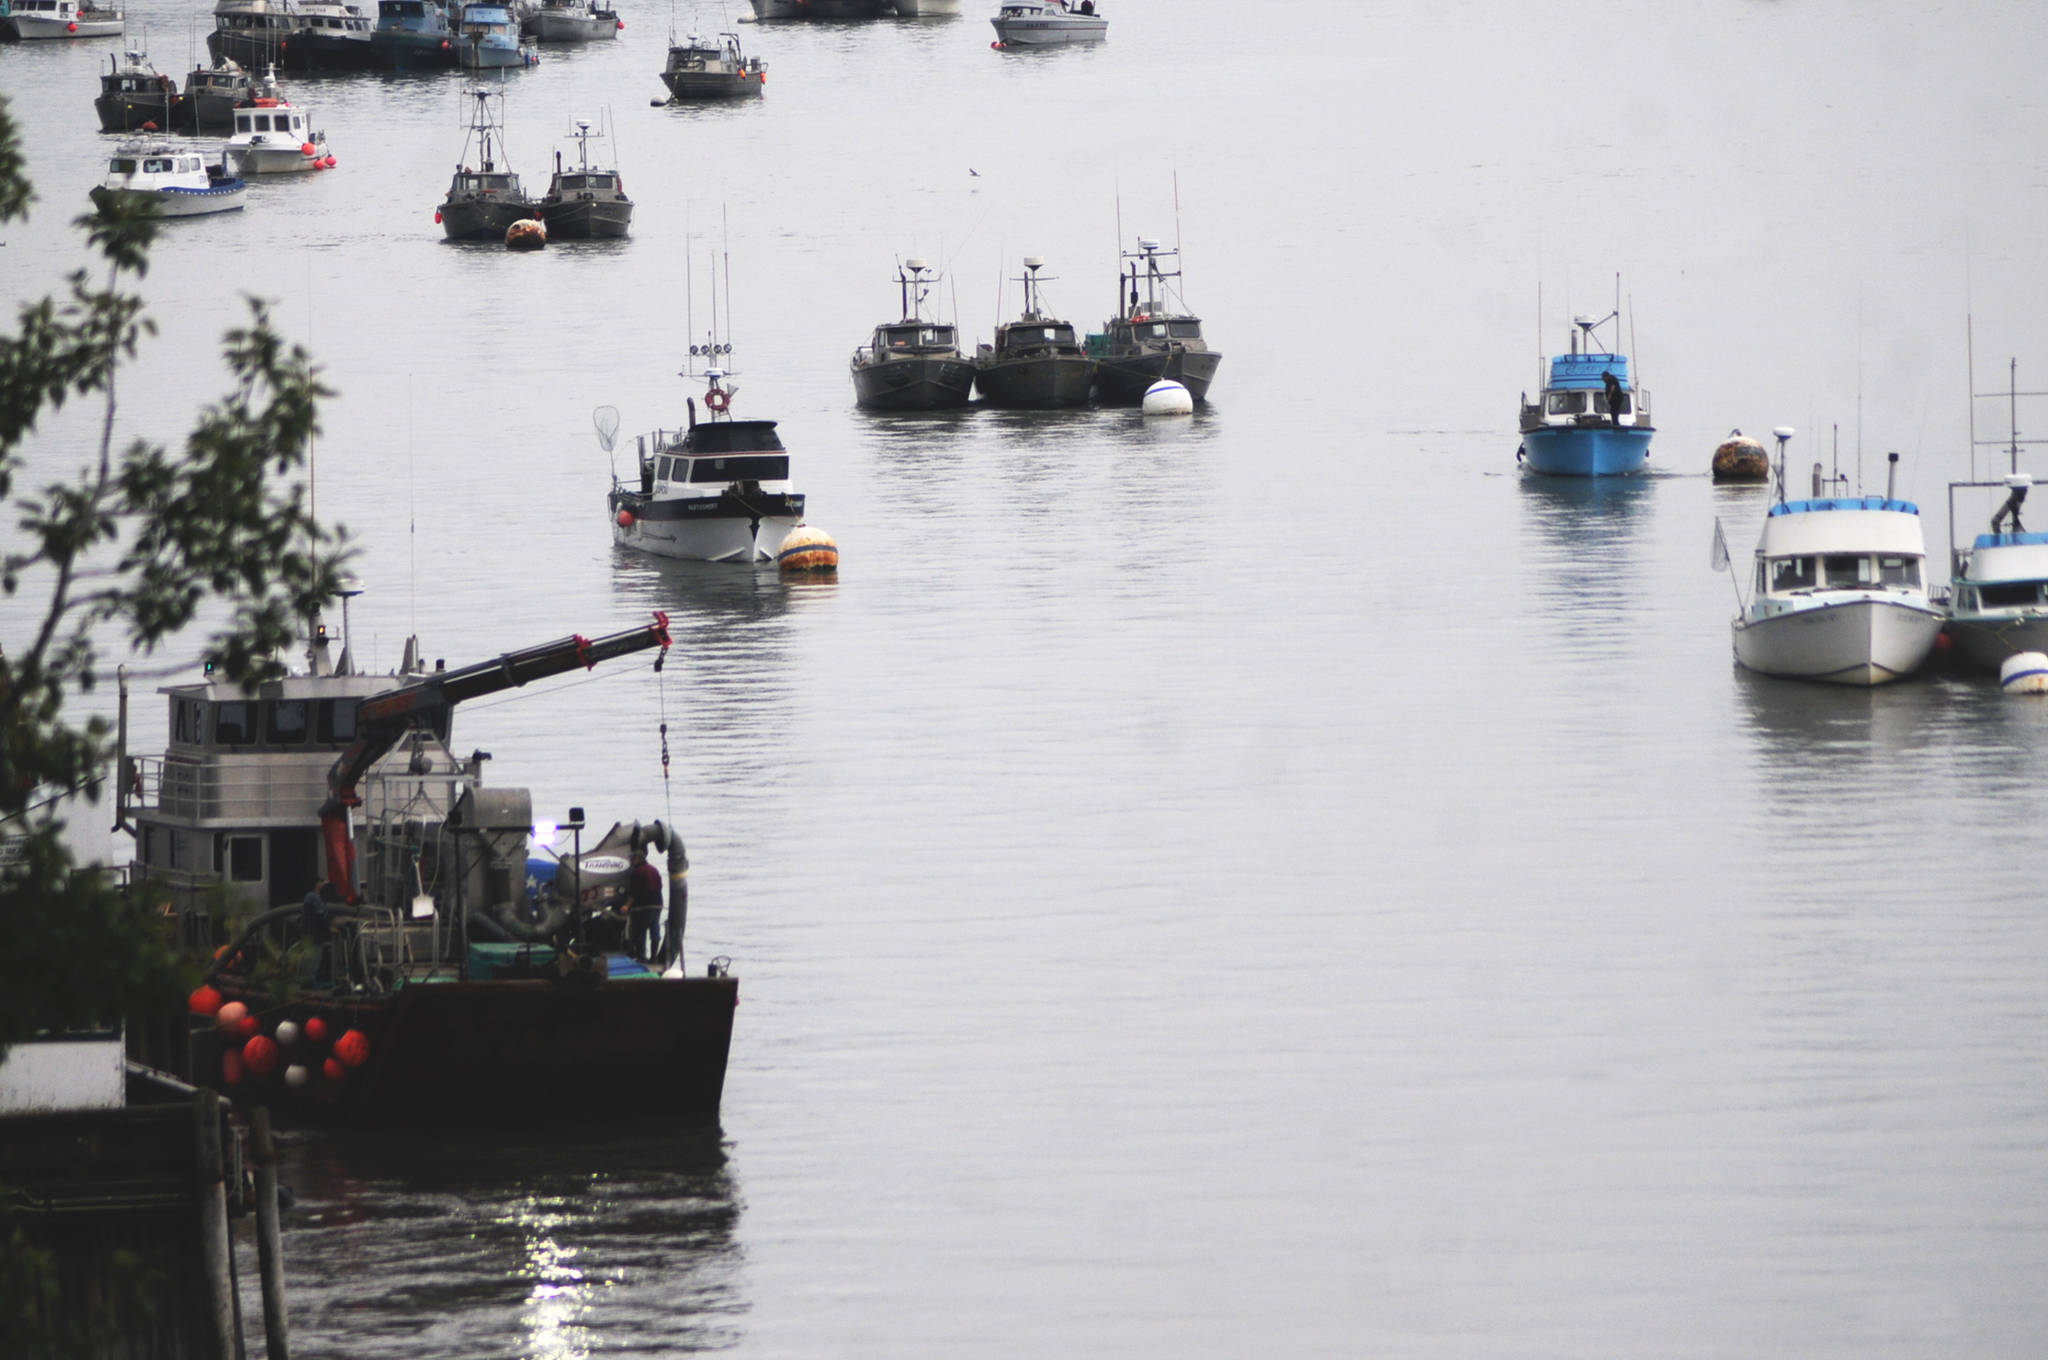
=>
[883,326,952,348]
[1547,391,1588,415]
[1771,553,1921,592]
[1973,582,2046,608]
[109,157,137,173]
[380,1,426,14]
[143,157,173,172]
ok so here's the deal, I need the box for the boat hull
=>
[532,9,613,39]
[200,973,737,1120]
[1732,595,1945,685]
[3,13,122,37]
[973,354,1095,408]
[852,354,976,410]
[457,37,534,66]
[91,183,247,217]
[441,196,538,241]
[206,30,379,71]
[1943,615,2048,672]
[542,196,632,239]
[232,143,321,174]
[660,69,764,98]
[1093,348,1221,404]
[95,92,185,133]
[1520,423,1653,477]
[611,488,806,563]
[991,15,1105,43]
[750,0,884,16]
[370,31,459,68]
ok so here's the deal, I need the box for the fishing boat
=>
[183,56,254,133]
[224,69,330,175]
[455,0,535,66]
[116,613,739,1121]
[89,143,248,218]
[1726,432,1943,685]
[610,348,807,563]
[529,0,614,41]
[658,30,765,100]
[539,120,631,240]
[292,0,378,66]
[850,257,975,410]
[1517,306,1654,476]
[370,0,456,67]
[1086,235,1221,404]
[973,257,1095,408]
[1945,474,2048,671]
[1,0,122,40]
[93,48,183,134]
[437,88,538,241]
[989,0,1104,46]
[208,0,298,71]
[749,0,884,17]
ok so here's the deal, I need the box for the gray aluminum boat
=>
[990,0,1102,46]
[973,257,1095,408]
[851,258,975,411]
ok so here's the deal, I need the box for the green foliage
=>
[0,89,350,1061]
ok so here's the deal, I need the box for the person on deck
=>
[625,848,663,963]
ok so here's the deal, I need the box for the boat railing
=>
[135,754,329,823]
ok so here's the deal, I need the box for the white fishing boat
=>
[1943,366,2048,672]
[607,343,806,565]
[528,0,614,40]
[989,0,1102,46]
[89,144,248,218]
[1724,431,1944,685]
[1,0,123,39]
[223,69,330,175]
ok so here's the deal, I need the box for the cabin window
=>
[1547,391,1587,416]
[658,456,677,483]
[144,158,172,173]
[214,701,253,745]
[1823,554,1872,588]
[1980,581,2041,607]
[174,699,202,744]
[110,158,137,173]
[1769,556,1816,592]
[139,826,154,866]
[559,175,587,190]
[1168,322,1200,339]
[1877,557,1922,589]
[1140,323,1167,339]
[225,835,264,884]
[929,327,954,346]
[316,698,357,745]
[266,699,310,745]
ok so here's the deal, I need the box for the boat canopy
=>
[1973,530,2048,549]
[1771,497,1919,517]
[684,419,783,454]
[1545,352,1632,390]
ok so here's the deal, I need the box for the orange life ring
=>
[704,388,729,413]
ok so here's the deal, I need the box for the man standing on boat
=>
[625,848,663,963]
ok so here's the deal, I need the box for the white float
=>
[1999,651,2048,694]
[1141,379,1194,416]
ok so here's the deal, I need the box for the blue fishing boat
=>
[1517,309,1654,477]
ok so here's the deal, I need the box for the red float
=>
[222,1051,244,1085]
[616,509,635,527]
[189,985,223,1017]
[238,1013,261,1039]
[334,1028,371,1068]
[242,1034,280,1077]
[215,1000,248,1033]
[304,1016,329,1044]
[322,1057,346,1083]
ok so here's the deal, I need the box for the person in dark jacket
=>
[625,848,663,963]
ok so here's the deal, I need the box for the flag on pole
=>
[1710,517,1731,572]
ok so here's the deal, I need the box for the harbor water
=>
[7,2,2048,1354]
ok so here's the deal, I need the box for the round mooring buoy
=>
[778,524,839,574]
[505,218,546,251]
[1141,379,1194,416]
[2000,651,2048,694]
[1711,433,1770,482]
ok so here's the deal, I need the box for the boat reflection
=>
[1516,469,1661,647]
[270,1119,743,1359]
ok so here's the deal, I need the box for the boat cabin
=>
[648,420,788,485]
[550,170,620,196]
[108,151,208,178]
[101,55,174,99]
[232,104,308,139]
[1530,352,1649,425]
[996,320,1079,352]
[1749,498,1926,599]
[1953,530,2048,613]
[458,3,515,34]
[873,322,958,354]
[449,168,520,196]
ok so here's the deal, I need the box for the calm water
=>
[9,2,2048,1355]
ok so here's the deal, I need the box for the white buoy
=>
[284,1064,310,1088]
[1999,651,2048,694]
[274,1019,299,1047]
[1141,379,1194,416]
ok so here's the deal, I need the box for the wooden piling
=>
[192,1087,238,1360]
[251,1105,292,1360]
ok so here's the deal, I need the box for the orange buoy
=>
[617,509,635,527]
[189,985,223,1017]
[242,1034,280,1077]
[334,1028,370,1068]
[304,1015,329,1044]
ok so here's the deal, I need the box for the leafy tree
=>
[0,91,349,1063]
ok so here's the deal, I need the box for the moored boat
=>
[89,143,248,218]
[1086,235,1221,404]
[1944,474,2048,672]
[539,119,631,239]
[370,0,457,68]
[224,68,330,174]
[1518,306,1654,476]
[850,257,975,411]
[93,47,183,134]
[973,257,1095,408]
[437,87,538,240]
[1727,433,1943,685]
[292,0,378,66]
[1,0,122,40]
[610,348,807,564]
[989,0,1103,45]
[183,56,254,133]
[529,0,615,40]
[658,29,765,100]
[455,0,535,66]
[116,613,739,1121]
